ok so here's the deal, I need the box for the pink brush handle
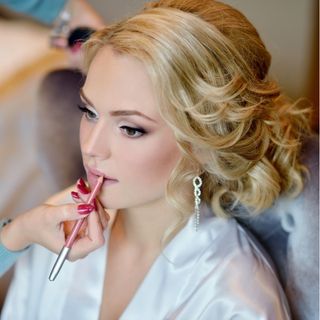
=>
[65,219,86,248]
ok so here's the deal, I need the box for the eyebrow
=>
[79,88,157,123]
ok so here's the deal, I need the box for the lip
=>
[86,166,118,182]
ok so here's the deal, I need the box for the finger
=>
[71,191,83,204]
[68,212,105,260]
[75,189,90,203]
[76,177,91,195]
[63,203,94,237]
[71,189,91,204]
[79,192,89,203]
[105,208,117,226]
[63,219,88,238]
[95,200,109,229]
[66,200,107,243]
[86,210,104,240]
[47,203,90,225]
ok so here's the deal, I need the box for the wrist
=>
[1,216,31,252]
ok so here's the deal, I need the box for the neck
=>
[111,198,181,253]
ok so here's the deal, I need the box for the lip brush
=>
[49,176,104,281]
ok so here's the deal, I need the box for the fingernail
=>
[77,184,90,194]
[77,204,95,215]
[77,177,86,187]
[77,178,90,193]
[71,191,80,200]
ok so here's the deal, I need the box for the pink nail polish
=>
[71,191,80,199]
[77,204,94,215]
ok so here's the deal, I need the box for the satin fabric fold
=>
[1,205,291,319]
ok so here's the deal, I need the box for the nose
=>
[81,118,111,159]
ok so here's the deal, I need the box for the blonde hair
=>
[83,0,311,224]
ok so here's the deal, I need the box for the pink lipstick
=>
[87,166,118,188]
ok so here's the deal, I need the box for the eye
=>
[120,126,146,138]
[78,104,99,121]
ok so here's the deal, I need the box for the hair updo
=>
[83,0,311,223]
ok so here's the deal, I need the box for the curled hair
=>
[83,0,311,224]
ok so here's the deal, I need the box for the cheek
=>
[79,117,86,151]
[79,117,93,155]
[122,134,181,186]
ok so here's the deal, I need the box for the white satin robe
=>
[1,205,291,319]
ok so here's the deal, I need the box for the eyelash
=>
[78,104,98,121]
[77,104,147,138]
[120,126,146,138]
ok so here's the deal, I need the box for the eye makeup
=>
[78,104,99,121]
[79,88,157,124]
[78,104,148,138]
[119,125,147,138]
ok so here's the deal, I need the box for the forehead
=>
[83,45,160,120]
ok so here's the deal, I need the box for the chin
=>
[98,191,166,211]
[99,197,123,210]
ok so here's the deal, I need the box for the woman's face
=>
[80,45,181,209]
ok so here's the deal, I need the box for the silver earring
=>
[193,176,202,232]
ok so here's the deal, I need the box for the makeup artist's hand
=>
[63,177,110,261]
[0,178,109,261]
[1,202,108,261]
[64,202,110,261]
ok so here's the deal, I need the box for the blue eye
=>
[78,104,99,121]
[120,126,146,138]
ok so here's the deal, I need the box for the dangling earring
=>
[193,176,202,232]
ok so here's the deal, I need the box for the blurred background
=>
[0,0,318,308]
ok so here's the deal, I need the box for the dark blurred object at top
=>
[68,26,95,51]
